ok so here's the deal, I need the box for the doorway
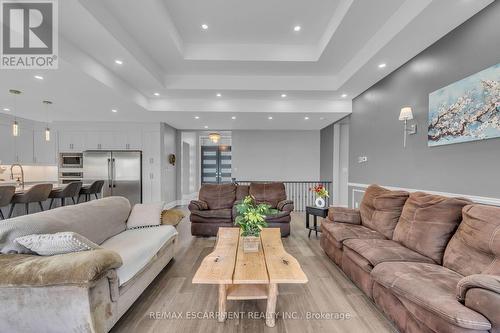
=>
[201,145,232,184]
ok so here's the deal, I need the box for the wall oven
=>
[60,153,83,168]
[59,171,83,184]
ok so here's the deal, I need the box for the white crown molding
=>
[316,0,354,57]
[61,38,150,110]
[183,43,318,62]
[77,0,165,85]
[163,74,339,91]
[149,98,352,114]
[336,0,433,87]
[348,183,500,207]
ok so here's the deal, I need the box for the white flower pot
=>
[315,197,326,208]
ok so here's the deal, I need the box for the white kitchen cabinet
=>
[59,131,85,152]
[126,132,142,150]
[14,126,34,164]
[34,129,57,165]
[142,131,161,203]
[0,123,16,164]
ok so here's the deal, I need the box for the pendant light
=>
[43,100,52,141]
[9,89,22,137]
[208,132,221,143]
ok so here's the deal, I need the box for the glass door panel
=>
[201,145,232,184]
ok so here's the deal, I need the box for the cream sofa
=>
[0,197,178,333]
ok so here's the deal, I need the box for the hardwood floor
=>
[111,209,397,333]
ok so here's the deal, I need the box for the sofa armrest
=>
[0,249,122,288]
[277,199,294,212]
[188,200,209,211]
[327,207,361,224]
[459,274,500,332]
[457,274,500,302]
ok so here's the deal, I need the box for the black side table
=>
[305,205,329,238]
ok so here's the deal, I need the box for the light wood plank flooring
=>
[111,209,397,333]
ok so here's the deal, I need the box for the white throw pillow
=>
[14,232,101,256]
[126,202,165,229]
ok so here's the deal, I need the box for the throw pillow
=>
[161,209,185,227]
[127,202,165,229]
[14,232,100,256]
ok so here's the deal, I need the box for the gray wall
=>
[349,1,500,200]
[161,123,178,204]
[232,130,320,181]
[320,124,334,181]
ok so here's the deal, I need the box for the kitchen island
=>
[0,182,92,219]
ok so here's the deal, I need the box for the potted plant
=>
[234,195,278,252]
[309,184,329,208]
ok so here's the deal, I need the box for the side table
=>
[305,206,328,238]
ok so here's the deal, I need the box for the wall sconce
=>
[399,107,417,148]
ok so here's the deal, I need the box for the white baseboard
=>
[348,182,500,207]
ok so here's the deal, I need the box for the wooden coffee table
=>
[192,227,308,327]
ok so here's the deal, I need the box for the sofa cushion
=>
[199,184,236,210]
[100,225,177,285]
[190,208,232,219]
[126,202,164,229]
[321,221,385,249]
[371,262,491,331]
[0,248,122,287]
[249,183,286,208]
[0,197,131,254]
[236,185,250,201]
[264,210,291,223]
[344,239,435,268]
[393,192,470,265]
[328,207,361,224]
[443,204,500,276]
[14,232,101,256]
[359,185,409,239]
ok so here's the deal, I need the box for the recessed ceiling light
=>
[194,116,200,119]
[201,24,208,30]
[111,109,117,113]
[281,94,287,98]
[231,116,236,120]
[378,63,387,68]
[204,125,208,129]
[153,92,160,96]
[268,116,273,120]
[293,25,302,32]
[216,93,222,97]
[3,108,10,111]
[341,93,348,98]
[114,59,123,65]
[34,75,44,80]
[304,116,309,120]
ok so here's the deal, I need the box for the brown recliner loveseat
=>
[321,184,500,333]
[189,182,293,237]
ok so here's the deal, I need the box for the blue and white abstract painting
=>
[428,63,500,147]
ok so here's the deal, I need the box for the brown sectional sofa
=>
[320,184,500,333]
[189,182,293,237]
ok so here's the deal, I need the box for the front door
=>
[201,145,232,184]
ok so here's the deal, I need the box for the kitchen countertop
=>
[0,182,90,194]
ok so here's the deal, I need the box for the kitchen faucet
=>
[10,164,24,186]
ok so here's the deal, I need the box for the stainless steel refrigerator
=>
[83,151,142,205]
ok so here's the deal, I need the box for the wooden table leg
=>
[218,284,227,322]
[266,283,278,327]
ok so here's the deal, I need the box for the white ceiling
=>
[0,0,494,130]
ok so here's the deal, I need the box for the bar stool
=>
[0,186,16,220]
[8,183,53,218]
[78,180,104,203]
[48,181,83,209]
